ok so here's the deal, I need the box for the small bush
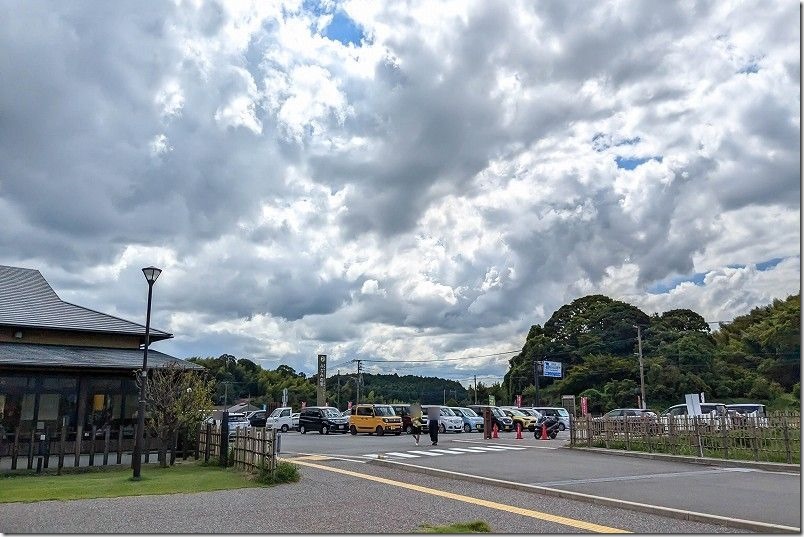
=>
[255,461,300,486]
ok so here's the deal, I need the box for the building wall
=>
[0,327,141,349]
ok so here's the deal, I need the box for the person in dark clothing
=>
[427,405,440,446]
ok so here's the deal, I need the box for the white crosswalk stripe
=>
[430,449,465,455]
[361,443,531,461]
[385,452,420,458]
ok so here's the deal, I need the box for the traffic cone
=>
[539,423,548,440]
[492,423,499,439]
[515,422,523,440]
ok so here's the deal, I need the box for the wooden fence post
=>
[116,427,123,465]
[88,425,97,466]
[74,424,83,467]
[11,429,19,470]
[782,415,791,464]
[57,426,66,475]
[624,416,630,451]
[103,427,111,466]
[586,414,592,447]
[27,430,35,470]
[720,414,729,459]
[204,424,211,463]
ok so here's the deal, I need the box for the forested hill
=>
[333,372,468,406]
[504,293,800,413]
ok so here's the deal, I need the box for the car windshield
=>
[440,408,456,416]
[729,405,763,414]
[491,407,505,417]
[374,406,395,416]
[459,408,478,417]
[557,409,569,417]
[701,404,727,415]
[322,408,341,418]
[269,408,284,417]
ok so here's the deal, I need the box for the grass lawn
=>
[0,462,265,503]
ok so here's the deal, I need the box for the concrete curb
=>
[368,458,800,534]
[566,446,801,473]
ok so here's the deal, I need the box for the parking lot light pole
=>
[133,266,162,479]
[633,324,646,410]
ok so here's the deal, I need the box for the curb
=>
[565,446,801,473]
[368,458,800,534]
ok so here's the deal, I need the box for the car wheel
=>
[375,426,384,436]
[439,423,446,433]
[558,423,566,431]
[550,432,557,439]
[299,425,306,434]
[349,425,357,435]
[405,425,413,434]
[280,424,289,433]
[464,424,471,433]
[321,425,329,435]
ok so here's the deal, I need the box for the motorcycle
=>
[534,414,560,439]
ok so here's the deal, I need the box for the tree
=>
[137,363,215,467]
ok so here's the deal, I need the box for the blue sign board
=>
[542,361,562,378]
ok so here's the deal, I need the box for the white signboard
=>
[542,361,562,378]
[685,393,703,416]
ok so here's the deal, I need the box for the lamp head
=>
[142,266,162,284]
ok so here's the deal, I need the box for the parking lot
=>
[278,428,801,531]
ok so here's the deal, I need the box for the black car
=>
[298,406,350,434]
[468,405,514,432]
[247,410,267,428]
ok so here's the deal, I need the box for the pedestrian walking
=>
[410,404,423,446]
[427,405,440,446]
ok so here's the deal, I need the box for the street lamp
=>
[133,266,162,479]
[633,324,646,410]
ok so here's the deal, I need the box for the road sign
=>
[488,395,496,406]
[317,354,327,406]
[282,388,288,407]
[543,361,562,378]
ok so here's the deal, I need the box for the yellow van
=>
[349,404,402,435]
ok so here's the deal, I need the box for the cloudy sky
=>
[0,0,799,385]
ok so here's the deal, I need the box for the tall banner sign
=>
[317,354,327,406]
[581,396,588,416]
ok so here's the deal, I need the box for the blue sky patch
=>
[615,155,662,170]
[324,10,364,46]
[648,272,706,294]
[756,257,784,271]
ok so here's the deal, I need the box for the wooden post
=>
[170,429,178,466]
[10,429,19,470]
[88,425,97,466]
[74,424,83,467]
[720,414,729,459]
[782,415,791,464]
[116,427,123,465]
[144,433,151,464]
[586,414,592,447]
[103,427,111,466]
[603,418,609,449]
[204,424,211,463]
[624,416,630,450]
[194,426,200,461]
[57,426,66,474]
[27,429,35,470]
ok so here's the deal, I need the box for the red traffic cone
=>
[492,423,499,439]
[515,422,523,440]
[539,423,548,440]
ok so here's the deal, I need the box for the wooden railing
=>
[571,412,801,464]
[0,425,192,473]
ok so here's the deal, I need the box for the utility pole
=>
[532,358,541,406]
[634,325,646,409]
[474,375,477,404]
[443,388,446,405]
[336,370,340,410]
[355,360,363,404]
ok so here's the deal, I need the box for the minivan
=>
[468,405,513,432]
[349,404,402,435]
[421,405,464,433]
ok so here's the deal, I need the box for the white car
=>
[423,405,464,433]
[265,406,294,432]
[726,404,769,427]
[529,407,571,431]
[291,413,300,430]
[660,403,730,431]
[225,413,251,439]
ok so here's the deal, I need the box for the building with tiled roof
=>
[0,265,199,436]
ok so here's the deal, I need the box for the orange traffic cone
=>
[492,423,499,439]
[515,422,523,440]
[539,423,548,440]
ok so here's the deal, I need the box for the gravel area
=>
[0,458,749,534]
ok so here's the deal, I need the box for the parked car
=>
[450,406,484,432]
[291,413,300,429]
[529,407,571,431]
[516,408,542,419]
[660,402,730,431]
[265,406,294,432]
[468,405,514,432]
[594,408,658,432]
[246,410,267,428]
[421,406,464,433]
[595,408,658,421]
[225,413,251,439]
[500,407,538,431]
[726,404,769,427]
[298,406,350,434]
[348,404,402,435]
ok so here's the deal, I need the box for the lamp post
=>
[132,266,162,479]
[633,324,646,410]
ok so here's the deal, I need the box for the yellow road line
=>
[290,459,627,533]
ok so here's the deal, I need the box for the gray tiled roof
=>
[0,265,171,339]
[0,342,201,370]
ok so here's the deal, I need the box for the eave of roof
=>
[0,342,201,370]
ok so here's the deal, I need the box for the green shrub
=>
[255,461,300,486]
[419,521,491,533]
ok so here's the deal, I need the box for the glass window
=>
[38,394,60,421]
[440,407,456,416]
[374,406,395,416]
